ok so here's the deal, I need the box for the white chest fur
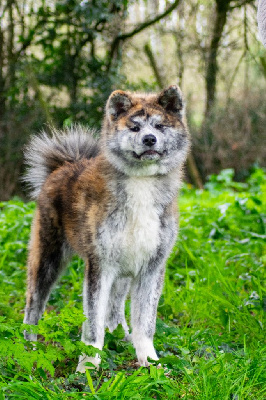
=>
[122,178,160,273]
[98,177,161,276]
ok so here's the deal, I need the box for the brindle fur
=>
[23,86,190,371]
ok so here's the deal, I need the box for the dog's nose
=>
[142,134,157,147]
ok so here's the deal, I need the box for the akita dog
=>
[23,85,190,372]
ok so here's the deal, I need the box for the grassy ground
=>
[0,168,265,399]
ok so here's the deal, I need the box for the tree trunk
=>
[175,3,185,87]
[0,27,6,120]
[6,0,16,93]
[205,0,230,119]
[27,65,54,126]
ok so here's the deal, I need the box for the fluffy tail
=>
[24,125,99,199]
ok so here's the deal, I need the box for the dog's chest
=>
[98,178,161,275]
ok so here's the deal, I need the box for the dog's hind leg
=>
[105,277,131,339]
[23,208,67,340]
[76,259,116,372]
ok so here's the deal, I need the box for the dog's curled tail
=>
[24,125,99,199]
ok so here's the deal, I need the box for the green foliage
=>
[32,0,129,127]
[0,0,131,199]
[0,169,265,398]
[205,167,266,192]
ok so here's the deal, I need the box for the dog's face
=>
[103,86,190,176]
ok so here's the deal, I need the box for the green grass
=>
[0,168,265,399]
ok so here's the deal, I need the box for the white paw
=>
[133,335,158,367]
[137,351,159,367]
[136,359,151,367]
[76,353,101,373]
[124,333,132,342]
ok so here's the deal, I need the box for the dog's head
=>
[102,85,190,176]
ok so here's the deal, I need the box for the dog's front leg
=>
[131,262,165,367]
[76,259,115,373]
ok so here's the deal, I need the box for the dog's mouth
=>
[132,150,166,160]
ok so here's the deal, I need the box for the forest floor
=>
[0,168,265,399]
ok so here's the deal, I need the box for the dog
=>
[23,85,190,372]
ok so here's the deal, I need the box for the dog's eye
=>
[130,126,140,132]
[155,124,163,130]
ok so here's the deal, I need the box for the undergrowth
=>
[0,168,265,399]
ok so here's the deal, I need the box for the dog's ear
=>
[158,85,184,118]
[106,90,132,120]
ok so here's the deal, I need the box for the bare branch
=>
[229,0,255,10]
[144,43,165,89]
[108,0,182,70]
